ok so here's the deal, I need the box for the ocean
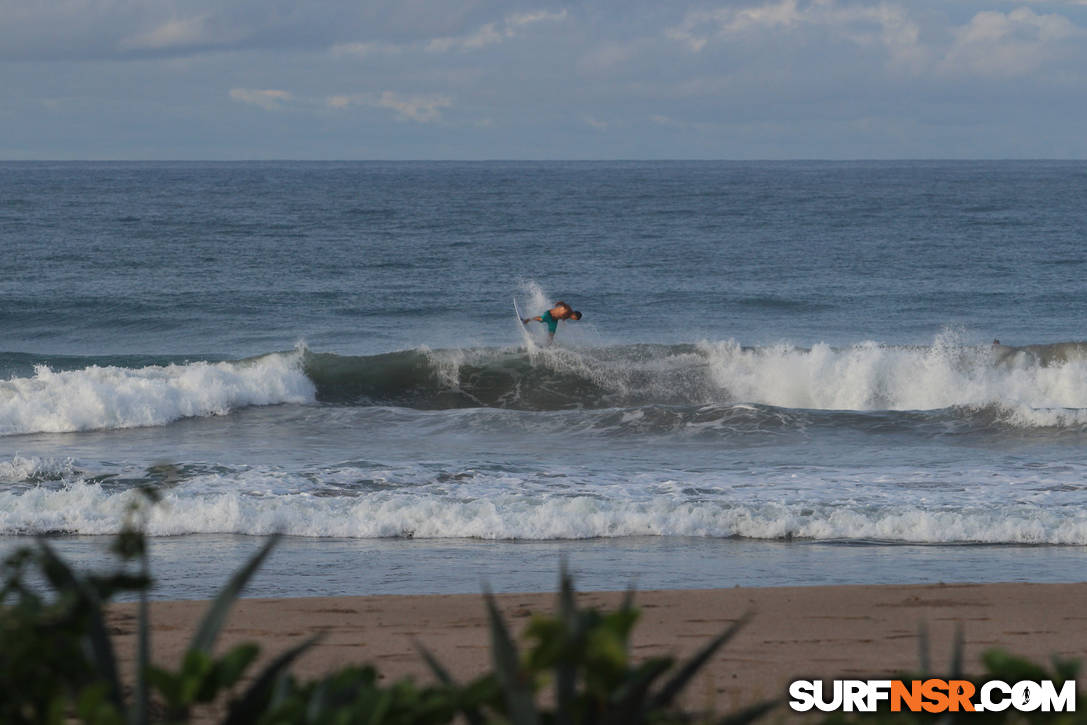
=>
[2,160,1086,599]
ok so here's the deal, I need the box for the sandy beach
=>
[107,582,1087,713]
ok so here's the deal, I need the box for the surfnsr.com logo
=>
[789,679,1076,713]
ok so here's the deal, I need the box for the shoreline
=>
[27,534,1087,601]
[107,582,1087,711]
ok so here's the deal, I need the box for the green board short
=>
[540,310,559,334]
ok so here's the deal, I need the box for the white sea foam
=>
[4,481,1087,544]
[0,455,74,482]
[697,333,1087,424]
[0,352,315,436]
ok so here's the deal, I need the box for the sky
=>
[3,0,1087,159]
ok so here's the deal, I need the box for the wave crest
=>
[302,338,1087,424]
[0,351,314,436]
[4,480,1086,544]
[5,337,1087,435]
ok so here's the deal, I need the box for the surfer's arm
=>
[523,316,541,325]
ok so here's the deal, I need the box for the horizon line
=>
[2,157,1084,163]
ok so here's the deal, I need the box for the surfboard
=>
[513,297,537,349]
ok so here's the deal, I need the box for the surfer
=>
[523,301,582,343]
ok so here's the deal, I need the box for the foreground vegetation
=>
[0,504,773,725]
[0,504,1081,723]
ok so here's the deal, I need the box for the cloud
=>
[329,9,569,62]
[665,0,925,69]
[330,41,405,57]
[719,0,804,35]
[663,0,1085,80]
[578,41,639,74]
[944,7,1084,77]
[375,91,452,122]
[229,88,292,111]
[119,15,231,52]
[8,0,1087,159]
[425,10,567,53]
[665,0,798,51]
[0,0,483,61]
[327,92,452,122]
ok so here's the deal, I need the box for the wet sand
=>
[108,582,1087,714]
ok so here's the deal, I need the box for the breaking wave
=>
[5,335,1087,435]
[0,351,314,435]
[302,337,1087,430]
[3,479,1087,545]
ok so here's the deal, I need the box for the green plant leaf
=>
[558,560,576,627]
[131,580,150,725]
[485,590,539,725]
[111,527,146,561]
[619,585,636,615]
[189,534,280,655]
[223,634,321,725]
[416,643,487,725]
[77,682,124,725]
[36,539,125,713]
[556,563,578,725]
[604,657,672,725]
[180,649,214,702]
[305,677,330,721]
[648,612,751,711]
[368,687,395,724]
[147,666,182,710]
[209,642,260,694]
[949,622,964,679]
[1051,655,1080,683]
[982,649,1050,683]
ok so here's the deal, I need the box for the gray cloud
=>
[3,0,1087,158]
[230,88,293,110]
[0,0,498,60]
[326,92,454,122]
[424,10,567,52]
[943,6,1086,77]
